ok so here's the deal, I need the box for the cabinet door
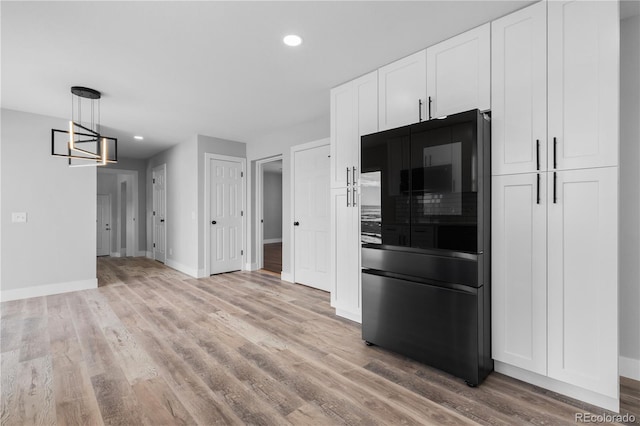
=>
[426,23,490,119]
[492,173,547,374]
[330,72,378,188]
[378,50,427,130]
[491,2,547,175]
[330,187,361,322]
[548,0,619,170]
[354,71,379,184]
[547,167,618,399]
[330,82,355,188]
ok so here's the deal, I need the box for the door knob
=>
[211,220,217,225]
[294,221,300,226]
[160,219,165,223]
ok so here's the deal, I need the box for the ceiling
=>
[9,0,631,160]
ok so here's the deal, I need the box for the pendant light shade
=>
[51,86,118,166]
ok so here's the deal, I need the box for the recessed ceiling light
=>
[283,34,302,47]
[134,135,144,140]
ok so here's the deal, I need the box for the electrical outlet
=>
[12,212,27,223]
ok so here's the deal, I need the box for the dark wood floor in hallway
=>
[1,257,638,425]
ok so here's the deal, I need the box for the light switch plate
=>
[12,212,27,223]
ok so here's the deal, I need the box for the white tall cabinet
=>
[491,0,619,411]
[330,71,378,322]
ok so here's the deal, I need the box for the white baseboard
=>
[197,268,206,279]
[0,278,98,302]
[145,251,153,259]
[245,262,258,271]
[110,252,122,258]
[263,238,282,244]
[165,259,198,278]
[620,356,640,380]
[494,361,618,412]
[136,250,151,257]
[280,271,293,283]
[335,308,362,324]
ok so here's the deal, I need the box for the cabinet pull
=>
[353,187,357,207]
[553,172,557,204]
[553,137,557,169]
[536,174,540,204]
[536,139,540,171]
[418,99,423,122]
[347,187,351,207]
[428,96,432,120]
[352,167,357,185]
[346,167,350,186]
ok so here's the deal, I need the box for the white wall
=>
[1,109,97,301]
[619,14,640,378]
[247,114,329,276]
[147,136,199,275]
[263,171,283,241]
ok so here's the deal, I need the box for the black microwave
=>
[360,109,490,254]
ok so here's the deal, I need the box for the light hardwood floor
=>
[1,257,638,425]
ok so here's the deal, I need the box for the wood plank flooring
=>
[263,243,282,274]
[1,256,638,425]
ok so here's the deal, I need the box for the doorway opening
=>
[256,156,283,275]
[97,168,139,258]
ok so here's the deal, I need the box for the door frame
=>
[255,155,283,271]
[290,138,330,284]
[97,193,112,256]
[97,168,139,257]
[204,153,247,276]
[152,163,167,262]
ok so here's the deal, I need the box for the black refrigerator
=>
[360,109,492,386]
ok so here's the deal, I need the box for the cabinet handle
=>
[353,187,357,207]
[346,167,350,186]
[553,172,557,204]
[347,187,351,207]
[428,96,432,120]
[536,174,540,204]
[352,167,357,185]
[553,137,557,169]
[536,139,540,171]
[418,99,423,122]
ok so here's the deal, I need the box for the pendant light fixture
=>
[51,86,117,167]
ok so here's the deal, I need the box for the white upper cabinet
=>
[330,82,355,188]
[492,173,547,375]
[547,167,618,399]
[427,23,490,119]
[547,0,619,170]
[491,2,547,175]
[330,71,378,188]
[378,50,427,130]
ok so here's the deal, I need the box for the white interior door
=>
[153,165,166,263]
[97,194,111,256]
[209,158,243,275]
[294,144,330,290]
